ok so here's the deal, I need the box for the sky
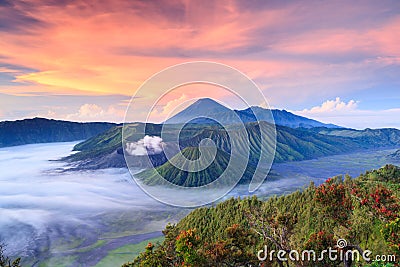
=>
[0,0,399,129]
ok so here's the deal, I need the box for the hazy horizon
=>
[1,102,399,131]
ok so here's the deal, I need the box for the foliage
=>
[0,243,21,267]
[67,118,400,172]
[175,229,204,266]
[0,117,115,148]
[122,242,169,267]
[365,262,395,267]
[360,164,400,183]
[315,177,353,224]
[201,224,259,266]
[303,231,338,267]
[124,165,400,266]
[381,218,400,255]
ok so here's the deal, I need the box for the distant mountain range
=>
[165,98,340,128]
[2,99,400,188]
[53,98,400,187]
[0,118,116,148]
[0,99,339,149]
[64,121,400,184]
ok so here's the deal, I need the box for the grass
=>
[38,255,77,267]
[75,239,107,253]
[50,237,84,252]
[94,236,164,267]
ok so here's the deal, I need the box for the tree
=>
[122,242,171,267]
[381,218,400,257]
[0,243,21,267]
[124,165,400,267]
[245,205,297,267]
[123,224,179,267]
[315,177,353,224]
[202,224,258,267]
[360,186,399,221]
[175,229,204,267]
[303,231,338,267]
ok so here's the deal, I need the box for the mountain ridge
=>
[64,121,400,172]
[165,98,341,128]
[136,146,256,187]
[0,117,117,148]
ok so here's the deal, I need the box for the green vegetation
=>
[125,165,400,266]
[0,118,116,148]
[75,240,106,253]
[37,256,77,267]
[0,243,20,267]
[49,237,85,252]
[67,122,400,168]
[137,146,256,187]
[67,119,400,187]
[67,121,400,172]
[95,236,164,267]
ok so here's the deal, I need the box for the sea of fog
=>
[0,142,399,266]
[0,142,185,266]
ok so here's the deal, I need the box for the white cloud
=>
[162,94,189,117]
[294,97,400,129]
[63,104,126,122]
[30,103,126,122]
[125,135,164,156]
[148,94,193,123]
[301,97,358,114]
[77,104,104,117]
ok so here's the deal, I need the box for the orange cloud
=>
[0,0,293,96]
[0,0,399,123]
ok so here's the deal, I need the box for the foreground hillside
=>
[0,118,116,148]
[125,165,400,267]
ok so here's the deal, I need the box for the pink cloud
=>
[272,15,400,58]
[0,0,399,123]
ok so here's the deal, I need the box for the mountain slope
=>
[126,165,400,267]
[312,127,400,147]
[0,117,116,148]
[136,146,256,187]
[245,107,339,128]
[182,122,371,164]
[65,122,400,171]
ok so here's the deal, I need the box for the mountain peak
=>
[165,98,231,124]
[194,97,217,103]
[190,98,229,109]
